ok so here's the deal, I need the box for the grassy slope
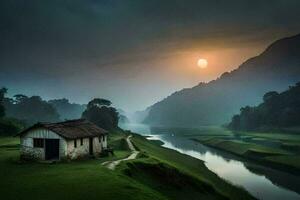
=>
[0,135,167,200]
[120,158,226,200]
[128,134,255,200]
[191,128,300,172]
[0,130,255,200]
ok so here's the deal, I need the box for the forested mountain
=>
[229,82,300,131]
[48,99,86,121]
[144,34,300,127]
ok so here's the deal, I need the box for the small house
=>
[18,119,108,160]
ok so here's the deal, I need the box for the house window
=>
[74,139,77,148]
[98,136,104,143]
[80,138,83,146]
[33,138,44,148]
[103,136,105,142]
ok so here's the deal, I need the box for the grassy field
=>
[191,127,300,172]
[0,130,255,200]
[0,133,167,200]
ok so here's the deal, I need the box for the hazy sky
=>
[1,0,300,111]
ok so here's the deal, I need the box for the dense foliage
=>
[87,98,112,108]
[0,118,24,136]
[82,98,119,130]
[4,94,60,125]
[0,88,7,118]
[48,98,86,121]
[0,88,25,135]
[229,82,300,131]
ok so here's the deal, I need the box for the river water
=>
[120,123,300,200]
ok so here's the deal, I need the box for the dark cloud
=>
[1,0,300,111]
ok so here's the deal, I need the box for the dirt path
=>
[102,135,139,170]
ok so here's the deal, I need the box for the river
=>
[120,123,300,200]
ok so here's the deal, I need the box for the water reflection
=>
[121,123,300,200]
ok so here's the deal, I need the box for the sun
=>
[197,58,208,69]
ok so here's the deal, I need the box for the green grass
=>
[97,150,131,162]
[97,130,132,162]
[119,158,227,200]
[265,155,300,169]
[195,138,288,156]
[0,134,168,200]
[191,127,300,172]
[0,130,256,200]
[236,131,300,144]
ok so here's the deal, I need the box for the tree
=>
[48,98,86,120]
[228,115,240,130]
[87,98,112,109]
[263,91,279,103]
[0,88,25,135]
[0,87,7,118]
[13,94,28,104]
[0,118,24,136]
[228,82,300,132]
[82,98,118,130]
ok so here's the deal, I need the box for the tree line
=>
[228,82,300,131]
[0,88,24,135]
[0,88,120,135]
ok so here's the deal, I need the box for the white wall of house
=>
[101,135,108,149]
[94,135,108,153]
[20,128,67,160]
[66,138,89,159]
[93,137,101,154]
[20,128,108,160]
[66,136,107,159]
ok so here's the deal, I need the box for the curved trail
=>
[102,135,139,170]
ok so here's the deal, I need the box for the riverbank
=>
[120,123,300,199]
[0,130,254,200]
[191,128,300,175]
[125,133,255,200]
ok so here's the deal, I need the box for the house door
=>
[45,139,59,160]
[89,138,93,155]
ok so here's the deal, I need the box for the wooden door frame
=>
[45,139,60,160]
[89,137,93,155]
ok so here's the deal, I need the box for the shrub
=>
[0,118,24,136]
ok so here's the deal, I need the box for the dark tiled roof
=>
[18,119,108,139]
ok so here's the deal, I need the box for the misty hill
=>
[117,109,130,123]
[229,82,300,131]
[144,33,300,127]
[4,95,60,126]
[127,109,150,123]
[48,99,86,121]
[3,92,86,126]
